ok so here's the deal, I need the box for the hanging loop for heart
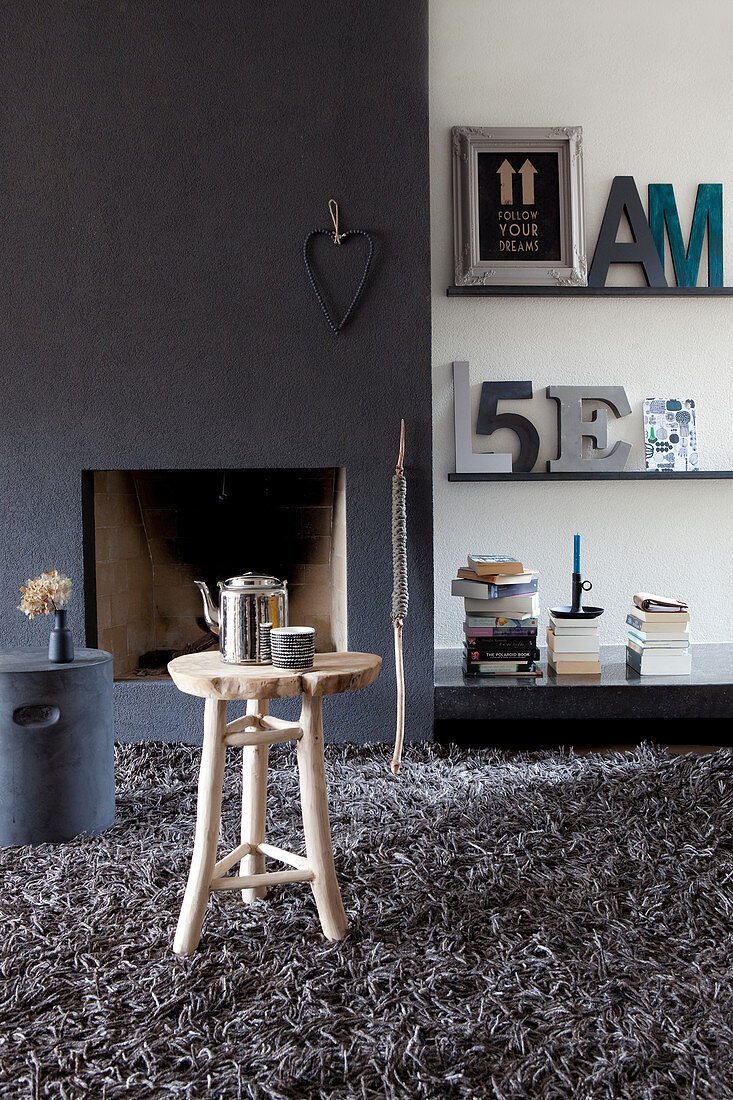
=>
[329,198,345,245]
[303,209,374,335]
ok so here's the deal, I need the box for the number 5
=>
[476,381,539,473]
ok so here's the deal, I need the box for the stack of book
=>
[547,613,601,676]
[626,594,691,675]
[451,555,541,677]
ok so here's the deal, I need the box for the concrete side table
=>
[0,648,115,845]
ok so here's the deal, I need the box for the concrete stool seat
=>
[0,648,114,846]
[167,651,381,955]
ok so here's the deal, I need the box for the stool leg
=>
[173,698,227,956]
[296,695,348,940]
[240,699,269,902]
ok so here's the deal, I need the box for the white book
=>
[627,627,690,642]
[628,606,690,624]
[464,594,540,615]
[547,629,600,654]
[628,638,690,655]
[550,649,602,663]
[634,659,692,676]
[628,632,690,650]
[627,648,691,675]
[459,572,537,584]
[548,658,602,675]
[451,578,538,599]
[492,572,537,585]
[548,616,599,636]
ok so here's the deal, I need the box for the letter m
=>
[649,183,723,286]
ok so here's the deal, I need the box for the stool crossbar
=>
[167,651,381,956]
[223,713,303,748]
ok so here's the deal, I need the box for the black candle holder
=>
[550,572,605,620]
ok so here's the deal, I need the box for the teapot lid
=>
[220,572,286,591]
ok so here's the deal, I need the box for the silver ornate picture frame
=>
[452,126,586,286]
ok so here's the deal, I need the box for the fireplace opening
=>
[83,469,347,680]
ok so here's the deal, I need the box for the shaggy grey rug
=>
[1,743,733,1099]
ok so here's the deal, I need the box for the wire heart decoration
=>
[303,200,374,336]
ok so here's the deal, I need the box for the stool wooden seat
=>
[168,651,381,955]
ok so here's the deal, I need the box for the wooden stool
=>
[167,651,381,955]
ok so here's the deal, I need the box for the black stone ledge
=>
[434,645,733,734]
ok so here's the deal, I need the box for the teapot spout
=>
[194,581,220,635]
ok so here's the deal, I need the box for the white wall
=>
[431,0,733,647]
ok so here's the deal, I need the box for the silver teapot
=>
[195,573,288,664]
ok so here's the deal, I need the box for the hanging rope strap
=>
[390,420,408,775]
[391,418,408,621]
[391,474,408,622]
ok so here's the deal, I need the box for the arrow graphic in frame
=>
[519,159,537,204]
[497,159,515,204]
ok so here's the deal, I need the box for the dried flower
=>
[18,569,73,619]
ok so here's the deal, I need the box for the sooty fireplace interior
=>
[83,469,347,679]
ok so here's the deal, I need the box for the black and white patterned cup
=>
[270,627,316,670]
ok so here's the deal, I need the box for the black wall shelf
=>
[449,471,733,482]
[447,285,733,297]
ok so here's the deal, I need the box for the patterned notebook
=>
[643,398,699,472]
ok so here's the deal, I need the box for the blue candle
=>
[574,533,581,574]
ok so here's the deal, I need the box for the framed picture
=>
[452,126,587,287]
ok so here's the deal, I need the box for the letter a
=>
[588,176,667,287]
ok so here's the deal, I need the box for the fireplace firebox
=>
[83,469,347,679]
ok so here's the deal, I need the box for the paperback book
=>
[627,632,688,650]
[466,556,526,575]
[465,629,537,641]
[466,644,540,662]
[545,627,600,654]
[627,611,690,631]
[626,646,691,676]
[464,594,540,615]
[457,568,537,584]
[462,661,541,678]
[465,615,537,629]
[451,577,539,600]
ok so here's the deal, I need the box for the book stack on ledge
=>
[626,593,691,675]
[451,555,541,678]
[547,613,602,676]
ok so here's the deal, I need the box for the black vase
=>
[48,609,74,663]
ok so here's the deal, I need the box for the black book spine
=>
[464,644,540,662]
[464,655,539,668]
[462,661,536,676]
[625,645,642,672]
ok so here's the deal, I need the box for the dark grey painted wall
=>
[0,2,433,743]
